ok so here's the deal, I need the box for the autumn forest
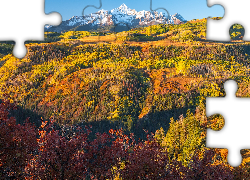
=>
[0,18,250,179]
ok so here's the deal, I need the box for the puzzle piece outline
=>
[82,0,103,43]
[206,79,250,167]
[206,0,250,41]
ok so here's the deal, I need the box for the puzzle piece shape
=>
[206,0,249,41]
[148,0,171,44]
[82,0,102,17]
[82,0,102,42]
[0,0,61,59]
[206,80,250,167]
[150,0,170,21]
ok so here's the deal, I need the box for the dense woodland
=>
[1,18,250,179]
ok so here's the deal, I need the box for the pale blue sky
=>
[45,0,224,21]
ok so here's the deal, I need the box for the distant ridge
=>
[46,4,187,33]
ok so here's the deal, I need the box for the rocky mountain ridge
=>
[46,3,187,33]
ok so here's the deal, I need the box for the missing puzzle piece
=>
[0,0,61,59]
[206,0,250,41]
[206,80,250,167]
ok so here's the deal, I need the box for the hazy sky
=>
[45,0,224,21]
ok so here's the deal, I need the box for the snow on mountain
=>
[46,4,187,32]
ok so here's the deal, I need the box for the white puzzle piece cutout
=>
[0,0,61,59]
[206,0,250,41]
[206,80,250,167]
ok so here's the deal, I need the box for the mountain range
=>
[46,3,187,33]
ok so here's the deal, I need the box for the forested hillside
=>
[1,18,250,179]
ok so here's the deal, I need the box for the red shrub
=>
[186,148,234,179]
[119,134,186,179]
[0,100,38,178]
[0,100,248,179]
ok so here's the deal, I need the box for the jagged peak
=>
[119,3,128,9]
[97,9,108,14]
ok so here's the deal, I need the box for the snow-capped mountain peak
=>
[119,3,128,10]
[46,4,187,32]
